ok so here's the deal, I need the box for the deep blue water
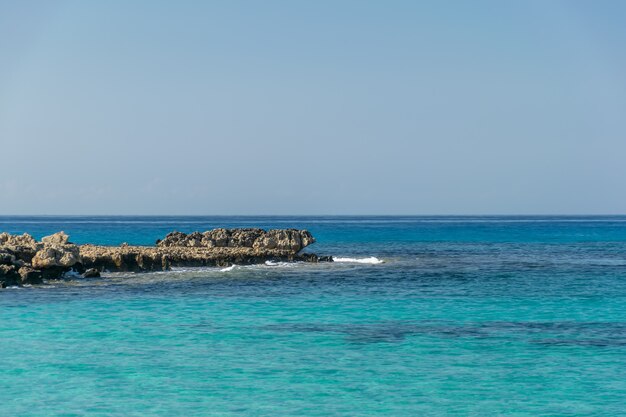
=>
[1,216,626,416]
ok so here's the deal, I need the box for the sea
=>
[1,215,626,416]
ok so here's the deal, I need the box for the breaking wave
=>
[220,265,237,272]
[332,256,384,264]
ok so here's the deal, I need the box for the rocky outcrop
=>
[0,264,21,287]
[0,229,330,287]
[0,231,82,286]
[82,268,101,278]
[81,228,324,272]
[0,232,38,248]
[31,244,81,269]
[18,267,43,285]
[157,228,315,252]
[80,245,328,272]
[0,232,37,264]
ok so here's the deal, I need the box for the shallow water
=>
[1,216,626,416]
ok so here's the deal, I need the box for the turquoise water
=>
[2,216,626,416]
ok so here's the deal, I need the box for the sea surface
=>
[2,216,626,416]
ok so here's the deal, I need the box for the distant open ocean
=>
[2,215,626,416]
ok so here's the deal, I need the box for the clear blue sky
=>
[1,1,625,214]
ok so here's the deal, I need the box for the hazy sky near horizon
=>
[1,1,625,215]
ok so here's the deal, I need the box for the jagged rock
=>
[80,228,324,274]
[0,233,38,264]
[82,268,100,278]
[0,232,37,248]
[0,251,16,265]
[0,264,20,287]
[0,228,330,286]
[41,231,69,245]
[29,232,81,271]
[0,232,82,284]
[18,266,43,285]
[78,245,327,271]
[252,229,315,251]
[31,245,81,269]
[157,228,315,252]
[80,244,171,272]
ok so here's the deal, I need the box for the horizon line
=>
[1,214,626,217]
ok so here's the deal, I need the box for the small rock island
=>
[0,229,330,287]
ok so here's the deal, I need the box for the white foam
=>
[63,270,82,278]
[220,265,237,272]
[264,260,298,268]
[169,266,217,273]
[332,256,384,264]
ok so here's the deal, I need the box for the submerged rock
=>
[82,268,100,278]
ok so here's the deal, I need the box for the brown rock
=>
[0,264,20,287]
[18,266,43,285]
[82,268,100,278]
[31,244,81,269]
[41,231,70,245]
[157,228,315,252]
[0,228,329,284]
